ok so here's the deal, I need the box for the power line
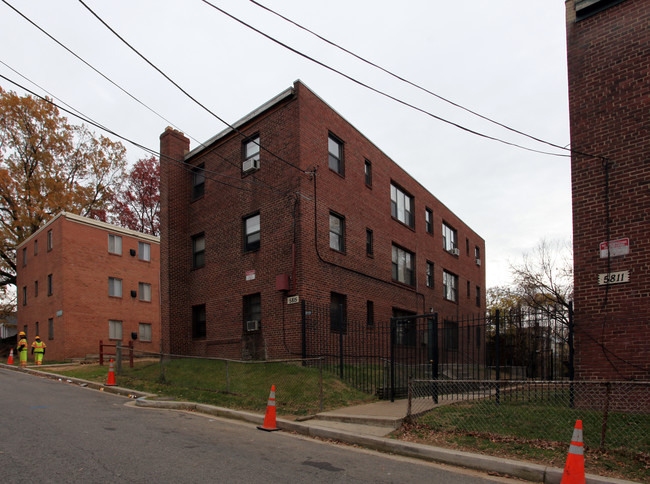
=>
[0,0,284,195]
[0,73,256,194]
[201,0,569,158]
[76,0,308,176]
[250,0,572,154]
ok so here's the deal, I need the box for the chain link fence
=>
[406,379,650,455]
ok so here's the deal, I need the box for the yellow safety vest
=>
[32,340,46,353]
[17,338,27,353]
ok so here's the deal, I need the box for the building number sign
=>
[598,270,630,285]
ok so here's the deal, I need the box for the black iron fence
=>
[301,301,573,400]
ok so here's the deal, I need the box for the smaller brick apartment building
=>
[160,81,485,360]
[16,212,161,361]
[566,0,649,380]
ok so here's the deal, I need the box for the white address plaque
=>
[598,271,630,285]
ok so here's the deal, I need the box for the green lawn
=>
[42,358,375,416]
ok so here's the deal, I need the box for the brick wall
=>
[160,81,486,359]
[16,213,161,361]
[566,0,650,380]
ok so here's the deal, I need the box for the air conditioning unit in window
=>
[476,258,482,266]
[242,157,260,173]
[246,320,260,332]
[451,248,460,256]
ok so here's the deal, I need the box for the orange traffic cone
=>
[561,420,585,484]
[106,359,117,386]
[7,348,14,365]
[257,384,279,432]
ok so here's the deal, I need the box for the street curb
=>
[2,363,637,484]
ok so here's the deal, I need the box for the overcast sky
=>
[0,0,572,288]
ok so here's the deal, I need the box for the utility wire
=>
[0,0,284,194]
[0,72,254,193]
[77,0,307,175]
[202,0,568,158]
[250,0,572,154]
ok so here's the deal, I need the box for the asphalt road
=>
[1,369,520,483]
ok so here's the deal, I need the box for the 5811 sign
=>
[598,270,630,285]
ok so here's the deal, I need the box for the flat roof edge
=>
[185,86,295,159]
[16,212,160,249]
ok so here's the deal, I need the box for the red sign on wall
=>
[599,238,630,258]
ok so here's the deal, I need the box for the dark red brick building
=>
[16,212,161,361]
[160,81,485,359]
[566,0,649,380]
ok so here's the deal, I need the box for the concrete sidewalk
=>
[1,363,637,484]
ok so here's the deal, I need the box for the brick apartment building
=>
[566,0,649,380]
[160,81,485,360]
[15,212,161,361]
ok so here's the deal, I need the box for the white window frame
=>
[109,320,123,340]
[139,323,152,342]
[108,277,122,298]
[443,270,458,302]
[138,241,151,261]
[244,136,260,164]
[392,245,415,286]
[108,234,122,255]
[138,282,152,302]
[328,134,344,175]
[442,223,458,252]
[244,214,260,252]
[329,212,345,252]
[390,183,414,228]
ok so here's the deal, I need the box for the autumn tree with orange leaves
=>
[0,87,127,288]
[113,156,160,236]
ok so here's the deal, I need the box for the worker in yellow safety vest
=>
[17,331,28,367]
[31,336,46,365]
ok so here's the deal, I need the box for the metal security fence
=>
[116,348,328,415]
[302,301,573,400]
[406,380,650,454]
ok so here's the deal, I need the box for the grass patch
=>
[397,397,650,482]
[42,358,375,416]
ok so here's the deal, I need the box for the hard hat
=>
[35,335,40,339]
[19,331,25,336]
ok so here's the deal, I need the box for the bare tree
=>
[509,238,573,325]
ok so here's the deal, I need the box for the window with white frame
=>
[442,223,457,253]
[390,183,414,228]
[108,277,122,297]
[392,244,415,286]
[138,241,151,261]
[329,212,345,252]
[244,214,260,252]
[47,229,53,251]
[443,270,458,302]
[47,274,53,296]
[109,320,123,340]
[138,282,152,302]
[425,208,433,234]
[328,134,344,175]
[426,261,434,287]
[364,160,372,187]
[243,135,260,171]
[139,323,152,342]
[108,234,122,255]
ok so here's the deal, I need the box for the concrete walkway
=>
[1,363,637,484]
